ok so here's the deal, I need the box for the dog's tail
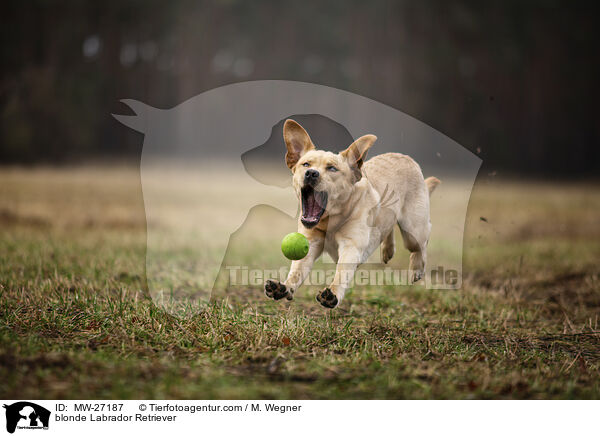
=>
[425,176,441,196]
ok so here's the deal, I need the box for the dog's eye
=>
[302,162,310,167]
[327,165,338,172]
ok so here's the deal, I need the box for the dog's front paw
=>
[264,279,293,301]
[316,288,338,308]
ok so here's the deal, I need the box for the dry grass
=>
[0,166,599,399]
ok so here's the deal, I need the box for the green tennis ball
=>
[281,232,309,260]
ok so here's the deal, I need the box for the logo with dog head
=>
[3,402,50,434]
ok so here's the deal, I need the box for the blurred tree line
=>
[1,0,598,176]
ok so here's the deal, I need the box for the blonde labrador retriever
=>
[264,119,440,308]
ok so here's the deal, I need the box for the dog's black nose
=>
[305,169,320,182]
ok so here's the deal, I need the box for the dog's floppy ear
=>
[341,134,377,181]
[283,119,315,170]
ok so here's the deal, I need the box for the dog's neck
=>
[314,176,376,234]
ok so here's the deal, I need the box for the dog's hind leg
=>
[381,229,395,264]
[399,211,431,283]
[400,226,427,283]
[398,182,433,283]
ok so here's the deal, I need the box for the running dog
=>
[264,119,440,308]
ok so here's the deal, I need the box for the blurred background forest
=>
[1,0,598,177]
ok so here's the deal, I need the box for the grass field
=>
[1,166,599,399]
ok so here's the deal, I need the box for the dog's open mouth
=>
[301,185,328,228]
